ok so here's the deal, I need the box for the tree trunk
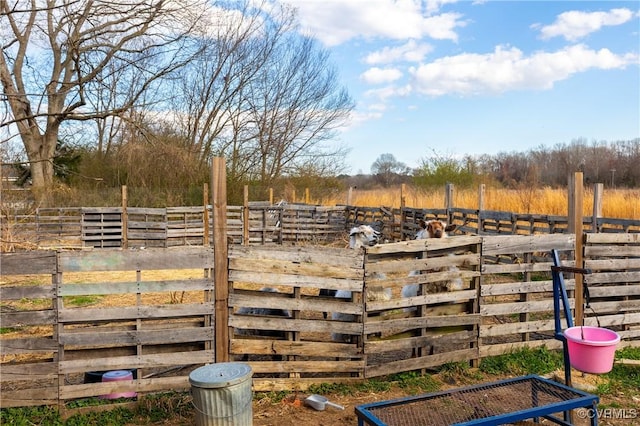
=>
[23,132,57,206]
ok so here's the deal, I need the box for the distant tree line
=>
[367,138,640,190]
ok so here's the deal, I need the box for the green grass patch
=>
[63,295,102,307]
[391,371,440,394]
[479,346,563,376]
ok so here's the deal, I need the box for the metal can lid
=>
[189,362,253,388]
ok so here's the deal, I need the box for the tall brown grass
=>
[314,186,640,219]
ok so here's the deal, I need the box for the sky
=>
[278,0,640,174]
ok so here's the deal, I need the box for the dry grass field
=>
[313,186,639,219]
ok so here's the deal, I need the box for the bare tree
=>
[372,153,409,186]
[173,1,353,188]
[1,0,205,204]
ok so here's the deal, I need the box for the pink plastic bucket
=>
[564,326,620,374]
[101,370,137,399]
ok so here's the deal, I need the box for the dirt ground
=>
[246,369,639,426]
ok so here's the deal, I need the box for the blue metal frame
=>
[355,375,598,426]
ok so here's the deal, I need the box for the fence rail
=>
[2,233,638,410]
[3,204,639,251]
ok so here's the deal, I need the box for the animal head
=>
[349,224,382,249]
[416,219,457,239]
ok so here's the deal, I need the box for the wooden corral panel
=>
[584,233,640,345]
[127,208,167,248]
[0,251,58,408]
[37,208,83,248]
[280,205,347,245]
[0,247,215,409]
[55,247,214,401]
[82,208,122,248]
[166,207,206,247]
[361,236,482,377]
[479,234,575,357]
[228,245,366,390]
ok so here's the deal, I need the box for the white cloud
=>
[280,0,465,46]
[408,44,638,97]
[365,40,434,64]
[535,8,635,41]
[361,67,403,84]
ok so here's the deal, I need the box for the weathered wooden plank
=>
[363,314,479,336]
[58,278,213,296]
[482,234,575,256]
[480,299,571,316]
[58,302,214,322]
[583,312,640,327]
[365,348,477,378]
[0,337,57,355]
[230,245,362,267]
[588,300,640,313]
[586,233,640,244]
[481,280,575,296]
[230,292,361,315]
[229,270,363,291]
[380,290,477,312]
[230,316,362,334]
[1,310,56,327]
[479,339,562,358]
[59,376,191,399]
[365,330,476,353]
[230,339,362,358]
[59,247,214,272]
[482,262,557,274]
[0,251,57,275]
[480,319,556,337]
[586,284,640,297]
[0,284,55,300]
[0,362,57,382]
[59,326,213,346]
[367,236,481,255]
[240,360,364,374]
[230,257,362,280]
[58,350,214,374]
[584,258,640,270]
[1,386,58,407]
[584,246,640,257]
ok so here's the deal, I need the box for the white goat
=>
[401,219,463,304]
[331,223,391,342]
[319,222,383,311]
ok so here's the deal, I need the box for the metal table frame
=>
[355,374,598,426]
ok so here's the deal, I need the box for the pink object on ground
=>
[101,370,137,399]
[564,326,620,374]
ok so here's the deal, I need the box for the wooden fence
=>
[2,233,638,411]
[4,204,639,251]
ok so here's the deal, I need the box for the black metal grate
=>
[362,376,589,425]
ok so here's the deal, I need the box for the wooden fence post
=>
[347,186,354,205]
[121,185,128,249]
[212,157,229,363]
[592,183,603,233]
[243,185,249,246]
[269,188,274,204]
[478,184,485,235]
[203,183,209,246]
[445,183,454,223]
[305,188,310,204]
[400,184,406,240]
[568,172,584,326]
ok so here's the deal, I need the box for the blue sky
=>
[279,0,640,174]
